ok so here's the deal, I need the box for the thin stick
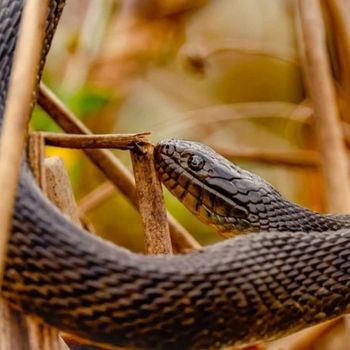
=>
[317,0,350,344]
[131,144,173,255]
[0,0,49,285]
[28,132,47,192]
[184,39,299,70]
[38,83,201,252]
[298,0,350,213]
[43,131,150,149]
[213,146,320,168]
[44,157,81,226]
[326,0,350,101]
[282,1,350,348]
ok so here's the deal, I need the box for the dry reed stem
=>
[183,39,298,72]
[38,83,200,252]
[43,131,150,149]
[44,157,81,226]
[0,0,49,284]
[28,132,47,192]
[298,0,350,213]
[214,147,320,168]
[0,5,65,345]
[155,102,312,132]
[326,0,350,101]
[273,1,350,348]
[131,144,173,255]
[322,0,350,343]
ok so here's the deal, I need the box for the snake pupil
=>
[188,155,205,171]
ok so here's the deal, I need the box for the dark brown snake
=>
[2,1,350,349]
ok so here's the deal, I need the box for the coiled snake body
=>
[2,1,350,349]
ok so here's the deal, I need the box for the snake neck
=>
[250,196,350,233]
[217,194,350,238]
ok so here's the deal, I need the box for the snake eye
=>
[188,155,205,171]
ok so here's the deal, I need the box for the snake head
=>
[155,139,280,236]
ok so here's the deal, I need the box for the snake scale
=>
[2,1,350,349]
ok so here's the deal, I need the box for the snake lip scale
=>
[2,1,350,349]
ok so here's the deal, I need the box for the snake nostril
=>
[164,144,175,156]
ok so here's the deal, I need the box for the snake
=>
[2,0,350,349]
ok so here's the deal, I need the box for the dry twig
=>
[0,2,68,347]
[131,144,173,254]
[269,2,350,349]
[0,0,49,284]
[298,0,350,213]
[326,0,350,108]
[38,83,200,252]
[213,147,320,168]
[43,131,150,149]
[44,157,81,226]
[28,132,47,191]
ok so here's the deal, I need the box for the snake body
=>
[2,1,350,349]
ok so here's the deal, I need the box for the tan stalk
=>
[43,131,150,149]
[131,144,173,255]
[298,0,350,213]
[0,0,49,285]
[38,83,201,252]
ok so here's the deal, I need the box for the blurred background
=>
[35,0,322,250]
[33,1,350,349]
